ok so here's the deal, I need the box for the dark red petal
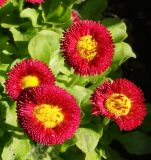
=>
[17,85,81,145]
[0,0,7,7]
[5,59,55,100]
[91,78,146,131]
[61,20,114,75]
[25,0,44,4]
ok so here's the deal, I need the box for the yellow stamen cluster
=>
[105,93,131,116]
[33,104,64,128]
[77,35,98,61]
[21,75,39,89]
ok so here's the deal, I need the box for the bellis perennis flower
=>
[17,85,80,145]
[0,0,7,7]
[61,20,114,75]
[91,78,146,131]
[25,0,44,4]
[5,59,55,100]
[72,10,80,22]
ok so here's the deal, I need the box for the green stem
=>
[89,76,105,90]
[102,117,110,127]
[36,143,48,153]
[1,123,23,132]
[18,0,24,12]
[88,68,112,90]
[67,74,80,87]
[97,117,110,138]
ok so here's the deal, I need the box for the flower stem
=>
[1,123,23,132]
[96,117,110,138]
[36,143,49,153]
[102,117,110,126]
[18,0,24,12]
[67,74,80,87]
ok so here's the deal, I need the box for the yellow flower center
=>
[21,75,39,89]
[77,35,98,61]
[105,93,131,116]
[33,104,64,128]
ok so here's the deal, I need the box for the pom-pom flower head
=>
[17,85,80,145]
[91,78,146,131]
[0,0,7,7]
[25,0,44,4]
[72,10,80,22]
[5,59,55,100]
[61,20,114,75]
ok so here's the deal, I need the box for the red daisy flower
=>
[61,20,114,75]
[72,10,80,22]
[17,85,80,145]
[25,0,44,4]
[91,78,146,131]
[5,59,55,100]
[0,0,7,7]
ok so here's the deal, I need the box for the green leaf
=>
[28,30,60,64]
[85,150,100,160]
[10,27,24,41]
[0,2,16,18]
[9,27,38,57]
[98,148,107,159]
[59,66,74,76]
[56,75,71,84]
[99,124,121,146]
[0,101,17,127]
[42,0,60,17]
[0,65,8,88]
[75,0,86,4]
[59,136,78,152]
[20,8,40,27]
[76,128,100,153]
[0,32,8,50]
[106,147,124,160]
[140,103,151,132]
[62,0,76,5]
[2,134,32,160]
[0,132,12,155]
[79,0,107,20]
[0,74,6,88]
[0,128,4,138]
[42,0,72,25]
[1,13,23,28]
[68,85,92,106]
[0,99,6,124]
[29,144,51,160]
[1,43,17,56]
[1,99,20,132]
[9,59,22,70]
[117,131,151,155]
[0,53,12,64]
[102,18,127,43]
[111,42,136,71]
[49,53,64,76]
[10,27,38,43]
[87,72,111,91]
[59,146,85,160]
